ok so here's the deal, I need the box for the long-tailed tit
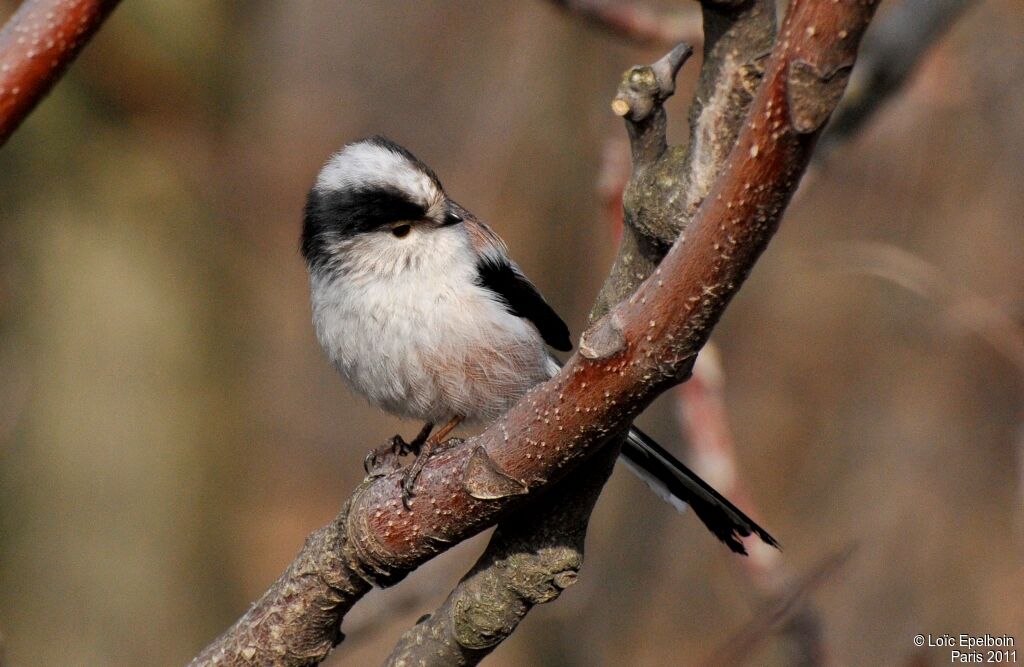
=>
[301,136,776,554]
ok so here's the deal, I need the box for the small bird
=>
[301,136,777,555]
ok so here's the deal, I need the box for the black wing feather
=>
[476,258,572,351]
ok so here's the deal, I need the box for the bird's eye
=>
[391,224,411,238]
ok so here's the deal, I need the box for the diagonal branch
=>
[0,0,121,146]
[679,348,838,665]
[383,0,778,659]
[707,544,858,665]
[383,450,619,666]
[190,1,879,664]
[592,0,777,316]
[383,42,703,667]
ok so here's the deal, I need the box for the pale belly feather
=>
[311,251,551,425]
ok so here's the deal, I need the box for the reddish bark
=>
[0,0,120,145]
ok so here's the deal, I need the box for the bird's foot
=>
[403,422,435,457]
[400,439,435,509]
[400,417,463,508]
[363,435,406,479]
[364,423,434,479]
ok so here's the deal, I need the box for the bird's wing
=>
[462,214,572,352]
[476,257,572,351]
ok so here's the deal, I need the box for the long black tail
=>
[619,426,779,555]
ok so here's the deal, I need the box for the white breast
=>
[310,226,552,425]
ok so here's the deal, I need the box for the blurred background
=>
[0,0,1022,665]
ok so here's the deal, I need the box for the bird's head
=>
[301,136,465,276]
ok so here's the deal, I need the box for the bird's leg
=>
[364,422,434,478]
[402,421,435,456]
[402,416,463,508]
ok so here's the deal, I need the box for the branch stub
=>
[787,60,854,134]
[579,312,626,359]
[463,446,529,500]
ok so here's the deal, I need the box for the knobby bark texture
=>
[191,1,879,664]
[0,0,121,146]
[593,0,776,314]
[384,451,618,666]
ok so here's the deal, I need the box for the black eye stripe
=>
[302,185,427,266]
[311,186,424,233]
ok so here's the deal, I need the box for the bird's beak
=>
[441,210,463,226]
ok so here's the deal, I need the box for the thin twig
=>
[0,0,121,146]
[818,241,1024,375]
[677,346,782,580]
[707,544,858,666]
[597,136,630,243]
[547,0,702,46]
[820,241,1024,548]
[679,348,845,665]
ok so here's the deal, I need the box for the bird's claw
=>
[365,423,444,508]
[363,435,407,479]
[401,468,418,509]
[400,441,435,509]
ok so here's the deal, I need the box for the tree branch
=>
[191,1,879,664]
[593,0,777,314]
[678,348,839,665]
[547,0,701,46]
[0,0,121,146]
[707,544,858,665]
[383,450,618,666]
[383,40,701,665]
[383,1,778,657]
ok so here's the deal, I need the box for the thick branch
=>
[191,1,878,663]
[384,1,776,659]
[383,450,617,666]
[0,0,121,146]
[190,504,371,666]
